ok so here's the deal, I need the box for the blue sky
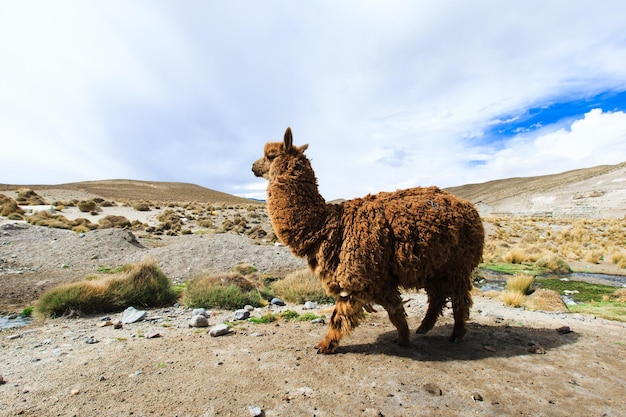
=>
[1,1,625,201]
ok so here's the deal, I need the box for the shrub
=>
[584,250,604,264]
[133,201,151,211]
[502,249,526,264]
[98,215,131,229]
[35,258,177,317]
[77,200,98,213]
[506,274,535,295]
[233,262,257,276]
[501,290,526,307]
[15,189,46,205]
[183,272,268,310]
[272,269,334,304]
[0,196,25,217]
[535,255,571,274]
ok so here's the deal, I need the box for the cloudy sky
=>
[1,1,625,201]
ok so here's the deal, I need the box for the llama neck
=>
[267,155,331,257]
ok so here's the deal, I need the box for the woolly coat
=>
[265,144,485,304]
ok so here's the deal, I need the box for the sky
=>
[1,1,626,201]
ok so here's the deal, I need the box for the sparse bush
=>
[501,290,526,307]
[35,258,177,317]
[98,215,131,229]
[15,189,46,205]
[506,274,535,295]
[0,196,25,217]
[502,249,526,264]
[535,255,571,274]
[584,250,604,264]
[232,262,257,276]
[184,283,262,310]
[272,269,334,304]
[77,200,98,213]
[133,201,151,211]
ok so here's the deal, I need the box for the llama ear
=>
[298,144,309,152]
[284,127,293,152]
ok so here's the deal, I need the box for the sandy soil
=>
[1,192,625,416]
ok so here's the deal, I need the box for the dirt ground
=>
[1,191,625,416]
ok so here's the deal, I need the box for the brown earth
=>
[1,166,626,417]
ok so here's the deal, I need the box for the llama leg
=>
[416,291,445,334]
[449,290,472,342]
[316,297,366,354]
[379,292,410,347]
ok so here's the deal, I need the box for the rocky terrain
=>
[1,163,625,416]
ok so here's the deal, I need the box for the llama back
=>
[334,186,483,292]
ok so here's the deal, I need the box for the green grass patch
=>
[534,279,617,303]
[569,303,626,322]
[480,262,544,276]
[20,306,34,318]
[35,258,178,317]
[249,312,278,324]
[184,283,263,310]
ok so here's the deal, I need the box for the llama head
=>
[252,127,309,179]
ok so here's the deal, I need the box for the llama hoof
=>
[316,339,338,354]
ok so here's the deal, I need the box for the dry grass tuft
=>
[506,274,535,295]
[35,258,177,317]
[501,290,526,307]
[272,269,334,304]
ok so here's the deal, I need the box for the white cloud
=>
[1,1,626,200]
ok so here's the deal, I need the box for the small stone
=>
[121,306,147,324]
[209,323,230,337]
[192,308,207,317]
[145,331,161,339]
[311,318,325,324]
[248,406,264,417]
[85,337,99,344]
[303,301,317,310]
[472,392,484,401]
[70,388,80,395]
[556,326,573,334]
[129,371,142,378]
[234,309,250,320]
[424,383,442,396]
[189,315,209,328]
[250,332,263,337]
[0,374,6,385]
[483,345,497,352]
[113,321,123,329]
[6,334,22,340]
[271,297,286,306]
[244,305,255,312]
[98,375,106,382]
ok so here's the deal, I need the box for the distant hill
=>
[0,179,260,206]
[2,162,625,218]
[445,162,626,219]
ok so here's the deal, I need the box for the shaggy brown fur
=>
[252,127,485,354]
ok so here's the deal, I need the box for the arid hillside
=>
[446,161,626,219]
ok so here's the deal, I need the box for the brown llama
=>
[252,127,484,354]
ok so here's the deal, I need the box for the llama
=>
[252,127,485,354]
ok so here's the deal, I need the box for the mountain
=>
[445,162,626,219]
[0,179,260,206]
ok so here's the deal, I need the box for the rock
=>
[472,392,484,401]
[192,308,207,317]
[234,309,250,320]
[98,375,106,382]
[209,323,230,337]
[189,315,209,328]
[311,318,325,324]
[556,326,573,334]
[6,334,22,340]
[97,321,113,328]
[145,330,161,339]
[70,388,80,395]
[85,337,99,344]
[121,307,147,324]
[527,343,546,354]
[303,301,317,310]
[248,405,264,417]
[271,297,285,306]
[244,305,255,312]
[0,374,5,385]
[424,383,442,396]
[113,321,123,329]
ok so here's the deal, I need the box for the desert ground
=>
[1,176,625,417]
